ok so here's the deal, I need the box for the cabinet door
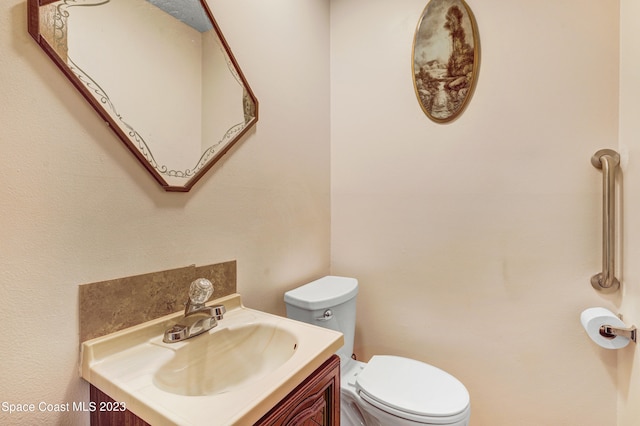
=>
[89,385,150,426]
[256,355,340,426]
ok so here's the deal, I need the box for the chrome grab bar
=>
[590,149,620,293]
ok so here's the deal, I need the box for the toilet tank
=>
[284,276,358,366]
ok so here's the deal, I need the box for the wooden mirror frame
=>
[27,0,259,192]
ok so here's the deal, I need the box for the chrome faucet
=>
[163,278,226,343]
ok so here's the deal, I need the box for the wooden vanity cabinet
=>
[89,355,340,426]
[255,355,340,426]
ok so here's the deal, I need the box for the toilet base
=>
[340,359,367,426]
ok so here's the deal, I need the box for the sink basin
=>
[80,293,343,426]
[153,323,297,396]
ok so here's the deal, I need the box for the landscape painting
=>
[412,0,479,123]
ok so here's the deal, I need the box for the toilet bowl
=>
[284,276,470,426]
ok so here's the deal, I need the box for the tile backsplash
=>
[79,261,236,342]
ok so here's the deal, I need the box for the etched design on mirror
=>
[66,56,163,174]
[28,0,258,192]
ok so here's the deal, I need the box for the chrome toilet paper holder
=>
[599,324,637,343]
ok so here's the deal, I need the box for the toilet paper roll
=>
[580,307,630,350]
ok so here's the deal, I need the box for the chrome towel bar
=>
[591,149,620,293]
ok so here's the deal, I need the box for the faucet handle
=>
[188,278,213,305]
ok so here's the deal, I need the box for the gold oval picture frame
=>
[412,0,479,123]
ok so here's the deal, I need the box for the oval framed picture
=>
[412,0,479,123]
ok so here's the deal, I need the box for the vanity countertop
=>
[80,293,343,426]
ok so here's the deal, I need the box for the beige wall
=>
[330,1,621,425]
[619,1,640,425]
[0,0,329,424]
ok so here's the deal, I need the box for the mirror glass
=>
[28,0,258,191]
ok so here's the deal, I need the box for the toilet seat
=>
[356,355,470,424]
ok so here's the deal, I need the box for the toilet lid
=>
[356,355,470,421]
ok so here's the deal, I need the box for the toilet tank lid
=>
[284,276,358,310]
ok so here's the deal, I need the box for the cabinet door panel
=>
[256,355,340,426]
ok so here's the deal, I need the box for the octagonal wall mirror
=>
[28,0,258,192]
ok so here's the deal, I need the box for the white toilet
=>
[284,276,470,426]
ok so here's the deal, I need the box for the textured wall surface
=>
[330,1,620,425]
[618,1,640,424]
[0,1,330,424]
